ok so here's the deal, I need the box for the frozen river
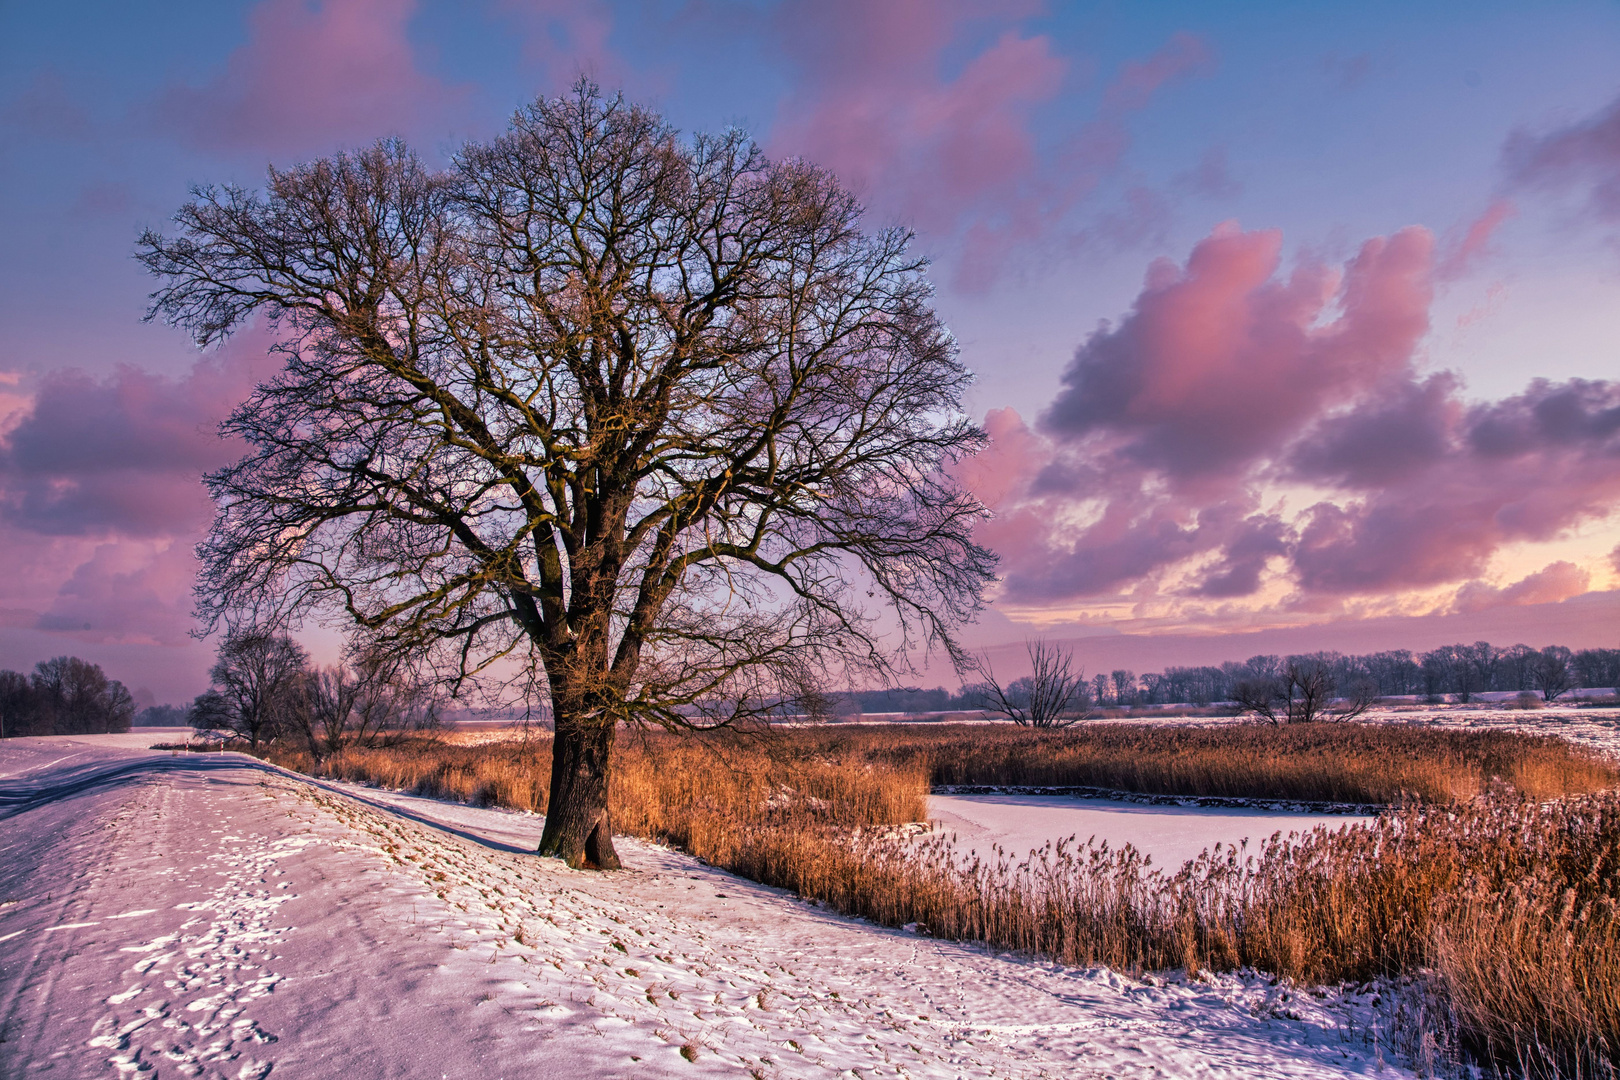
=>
[929,793,1373,870]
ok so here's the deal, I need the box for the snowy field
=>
[1359,703,1620,758]
[0,733,1418,1079]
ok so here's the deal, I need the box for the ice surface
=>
[1,734,1417,1078]
[930,794,1370,870]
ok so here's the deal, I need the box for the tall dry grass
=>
[851,722,1620,804]
[258,723,1620,1076]
[261,728,927,837]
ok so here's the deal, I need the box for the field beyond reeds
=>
[259,722,1620,1076]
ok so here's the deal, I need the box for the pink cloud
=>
[153,0,467,155]
[1041,223,1433,482]
[771,4,1065,231]
[1505,90,1620,222]
[36,540,202,646]
[1100,31,1213,115]
[1453,561,1592,615]
[1287,373,1459,488]
[0,353,263,537]
[768,6,1214,288]
[495,0,627,90]
[1438,199,1516,280]
[1172,146,1240,199]
[0,336,279,648]
[2,68,93,139]
[966,223,1620,611]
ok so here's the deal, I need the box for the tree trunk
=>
[537,717,620,869]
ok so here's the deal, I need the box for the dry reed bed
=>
[847,722,1620,803]
[260,724,1620,1076]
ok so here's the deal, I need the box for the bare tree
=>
[0,670,27,739]
[0,659,134,737]
[975,641,1093,728]
[29,657,135,735]
[298,648,441,761]
[139,84,995,868]
[1532,646,1575,702]
[1458,640,1498,701]
[1111,669,1137,706]
[194,629,310,748]
[1232,659,1374,725]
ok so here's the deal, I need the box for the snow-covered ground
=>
[1361,703,1620,759]
[930,795,1369,871]
[0,733,1419,1079]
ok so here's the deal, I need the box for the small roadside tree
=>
[975,640,1093,728]
[140,84,994,868]
[193,629,310,748]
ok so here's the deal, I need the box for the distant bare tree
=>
[1232,659,1375,725]
[1457,641,1498,702]
[976,641,1093,728]
[1572,647,1620,692]
[1532,646,1575,702]
[194,629,309,748]
[1498,643,1538,692]
[140,83,995,868]
[297,648,441,760]
[1111,669,1137,706]
[29,657,135,735]
[0,670,27,739]
[1332,676,1381,721]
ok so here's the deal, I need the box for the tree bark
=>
[537,717,620,869]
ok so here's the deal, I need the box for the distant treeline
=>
[847,641,1620,714]
[1105,642,1619,707]
[0,656,136,737]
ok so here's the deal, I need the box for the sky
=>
[2,0,1619,702]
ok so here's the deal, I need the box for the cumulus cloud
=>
[1289,380,1620,595]
[152,0,467,156]
[1453,561,1591,615]
[975,223,1620,614]
[0,358,257,537]
[770,0,1065,231]
[1286,373,1458,488]
[0,341,273,644]
[1041,223,1432,482]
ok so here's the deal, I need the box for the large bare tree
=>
[139,85,995,868]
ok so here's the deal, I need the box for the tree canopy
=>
[140,84,996,866]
